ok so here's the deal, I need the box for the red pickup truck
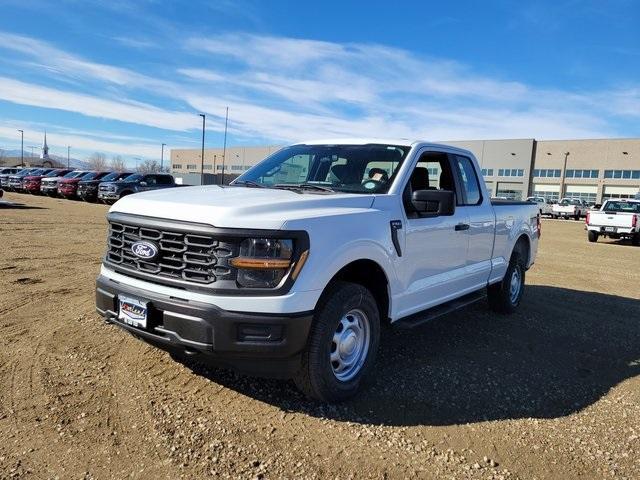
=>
[23,169,74,194]
[58,171,110,199]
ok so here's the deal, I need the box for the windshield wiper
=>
[232,180,269,188]
[274,183,334,192]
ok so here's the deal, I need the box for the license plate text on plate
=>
[118,296,148,329]
[605,227,616,232]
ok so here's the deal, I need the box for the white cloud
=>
[0,76,203,131]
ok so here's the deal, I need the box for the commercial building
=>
[170,138,640,203]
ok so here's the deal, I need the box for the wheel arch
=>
[513,233,531,267]
[319,259,391,322]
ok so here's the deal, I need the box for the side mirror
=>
[139,181,147,186]
[411,189,455,216]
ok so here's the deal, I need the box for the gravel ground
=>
[1,192,639,479]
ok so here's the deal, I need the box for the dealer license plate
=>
[118,296,148,329]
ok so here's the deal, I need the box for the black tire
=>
[294,281,380,402]
[574,213,580,221]
[632,234,640,246]
[588,230,599,243]
[487,249,525,314]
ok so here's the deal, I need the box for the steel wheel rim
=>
[330,308,371,382]
[509,268,522,304]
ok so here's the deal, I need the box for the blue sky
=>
[0,0,638,165]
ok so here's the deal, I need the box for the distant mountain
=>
[0,149,87,168]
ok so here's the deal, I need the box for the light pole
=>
[67,146,70,168]
[161,143,166,172]
[560,151,570,198]
[17,129,24,166]
[199,114,205,185]
[221,107,229,185]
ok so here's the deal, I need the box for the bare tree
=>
[110,155,127,172]
[87,152,108,170]
[136,159,161,174]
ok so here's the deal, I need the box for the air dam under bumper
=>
[95,275,313,378]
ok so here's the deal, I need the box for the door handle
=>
[455,223,470,231]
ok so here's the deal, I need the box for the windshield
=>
[62,171,82,179]
[121,173,142,182]
[18,169,39,176]
[99,172,123,182]
[559,199,579,205]
[233,144,411,194]
[603,201,640,213]
[45,170,64,177]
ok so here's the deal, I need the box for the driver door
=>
[395,150,470,318]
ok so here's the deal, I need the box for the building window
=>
[481,168,494,177]
[498,168,504,176]
[203,165,212,170]
[533,169,560,178]
[496,188,522,200]
[633,170,640,179]
[172,164,182,169]
[517,169,524,177]
[231,165,243,171]
[564,191,597,203]
[186,164,197,170]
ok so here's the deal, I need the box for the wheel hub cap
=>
[509,268,521,303]
[330,309,371,382]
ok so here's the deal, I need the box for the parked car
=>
[2,168,35,190]
[586,199,640,245]
[97,173,176,204]
[0,167,22,189]
[58,171,110,199]
[77,171,134,202]
[526,196,554,216]
[8,168,53,192]
[23,168,74,194]
[95,139,540,401]
[551,198,587,220]
[40,170,86,196]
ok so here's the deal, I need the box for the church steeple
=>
[40,131,49,159]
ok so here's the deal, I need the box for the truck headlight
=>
[231,238,294,288]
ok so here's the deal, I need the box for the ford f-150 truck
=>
[551,198,587,220]
[97,173,177,204]
[78,171,134,202]
[40,170,87,196]
[586,199,640,245]
[526,196,554,216]
[23,168,73,194]
[96,139,540,401]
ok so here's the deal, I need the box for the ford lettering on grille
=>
[131,241,159,260]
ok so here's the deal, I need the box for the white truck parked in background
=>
[527,196,554,216]
[552,198,587,220]
[96,139,540,401]
[586,199,640,245]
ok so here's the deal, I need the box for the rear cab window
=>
[452,154,482,205]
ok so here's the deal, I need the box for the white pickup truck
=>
[552,198,587,220]
[526,196,554,216]
[586,199,640,245]
[95,139,540,401]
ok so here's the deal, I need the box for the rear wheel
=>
[488,250,525,314]
[588,230,599,243]
[294,281,380,402]
[574,213,580,221]
[632,234,640,246]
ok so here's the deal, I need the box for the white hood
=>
[110,185,375,229]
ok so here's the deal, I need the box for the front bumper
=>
[95,274,313,377]
[41,184,58,194]
[98,191,119,200]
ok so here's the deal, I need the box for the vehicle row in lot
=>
[1,167,177,203]
[526,196,592,220]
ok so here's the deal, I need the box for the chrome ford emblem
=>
[131,240,159,260]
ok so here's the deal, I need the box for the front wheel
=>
[487,252,525,314]
[588,230,599,243]
[294,281,380,402]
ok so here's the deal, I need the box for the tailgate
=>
[589,211,634,228]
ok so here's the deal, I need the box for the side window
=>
[403,152,456,216]
[453,155,482,205]
[156,175,172,185]
[143,175,157,185]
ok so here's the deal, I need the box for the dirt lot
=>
[1,192,639,480]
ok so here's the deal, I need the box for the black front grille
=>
[106,221,238,285]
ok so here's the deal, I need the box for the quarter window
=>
[453,155,482,205]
